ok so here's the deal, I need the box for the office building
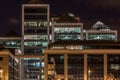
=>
[0,46,19,80]
[0,37,21,49]
[0,30,21,49]
[20,4,50,80]
[0,0,120,79]
[86,21,117,40]
[51,12,83,42]
[22,4,50,55]
[44,40,120,80]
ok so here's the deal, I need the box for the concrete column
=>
[39,57,41,80]
[81,23,84,40]
[47,5,50,44]
[18,58,20,80]
[104,54,107,80]
[21,5,24,55]
[84,54,87,80]
[64,54,68,80]
[44,54,48,80]
[52,25,55,42]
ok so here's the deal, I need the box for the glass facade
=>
[23,5,49,55]
[24,35,48,40]
[50,44,120,50]
[45,50,120,80]
[68,54,84,80]
[48,54,64,80]
[22,5,49,80]
[54,27,82,41]
[24,21,48,27]
[20,4,119,80]
[22,57,44,80]
[24,41,47,54]
[0,52,19,80]
[54,27,81,33]
[107,54,120,79]
[87,55,104,80]
[0,40,21,48]
[55,35,81,40]
[88,34,115,40]
[9,56,19,80]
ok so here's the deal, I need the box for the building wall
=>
[44,49,120,80]
[86,30,118,40]
[0,54,9,80]
[0,37,21,49]
[22,4,50,55]
[0,50,19,80]
[52,18,83,42]
[21,4,50,80]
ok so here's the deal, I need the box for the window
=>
[0,57,3,61]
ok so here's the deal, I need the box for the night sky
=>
[0,0,120,36]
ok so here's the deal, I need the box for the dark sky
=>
[0,0,120,36]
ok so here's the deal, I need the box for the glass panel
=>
[24,8,47,13]
[107,54,120,79]
[48,54,64,80]
[41,57,44,80]
[38,22,48,27]
[88,34,115,40]
[24,15,47,20]
[68,54,84,80]
[24,48,45,54]
[0,41,21,48]
[24,28,47,34]
[24,41,47,47]
[24,22,37,27]
[23,58,41,80]
[54,27,81,34]
[24,21,48,27]
[24,35,48,40]
[55,35,81,40]
[87,55,104,80]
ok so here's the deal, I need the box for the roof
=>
[49,40,120,46]
[92,21,110,30]
[54,12,79,23]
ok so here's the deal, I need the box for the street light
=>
[88,69,91,74]
[88,68,91,80]
[0,70,2,73]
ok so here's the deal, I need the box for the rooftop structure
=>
[92,21,110,31]
[86,21,118,40]
[52,12,83,42]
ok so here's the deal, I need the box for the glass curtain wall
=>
[87,54,104,80]
[48,54,64,80]
[0,40,21,48]
[68,54,84,80]
[54,27,81,41]
[24,6,49,55]
[88,34,115,40]
[22,57,44,80]
[107,54,120,79]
